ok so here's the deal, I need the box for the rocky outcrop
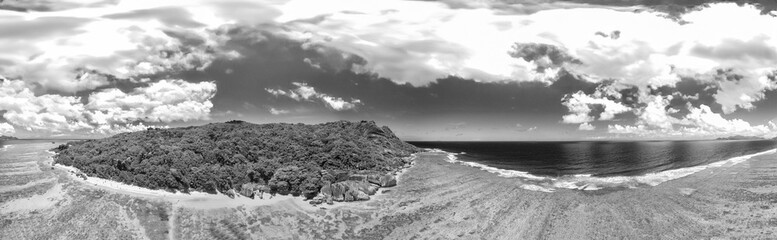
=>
[239,183,271,199]
[311,171,406,205]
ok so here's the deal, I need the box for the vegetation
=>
[52,120,419,198]
[0,135,18,141]
[715,135,765,141]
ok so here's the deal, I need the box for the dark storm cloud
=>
[103,7,205,28]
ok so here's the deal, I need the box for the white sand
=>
[0,183,65,215]
[53,163,320,211]
[0,177,57,193]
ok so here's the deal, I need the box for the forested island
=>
[0,135,18,141]
[715,135,765,141]
[52,120,419,203]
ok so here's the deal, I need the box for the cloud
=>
[0,122,14,135]
[86,79,217,124]
[0,0,119,12]
[265,82,362,111]
[509,42,582,76]
[678,104,772,135]
[0,79,215,134]
[513,123,538,132]
[0,2,241,93]
[578,122,595,131]
[561,89,631,124]
[2,0,777,140]
[268,108,290,115]
[607,104,775,137]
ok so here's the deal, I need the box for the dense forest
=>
[52,120,419,198]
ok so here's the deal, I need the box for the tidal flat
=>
[2,141,777,239]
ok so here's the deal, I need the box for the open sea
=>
[409,140,777,191]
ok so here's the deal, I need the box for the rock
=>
[320,182,333,197]
[240,183,260,198]
[326,196,334,205]
[344,189,356,202]
[331,183,346,201]
[366,175,382,185]
[355,190,370,201]
[367,184,380,195]
[379,174,397,187]
[347,174,369,182]
[226,189,238,199]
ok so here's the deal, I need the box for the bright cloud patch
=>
[86,79,217,124]
[0,79,216,134]
[1,0,776,139]
[268,108,290,115]
[266,82,362,111]
[0,122,15,135]
[561,90,630,124]
[0,1,242,93]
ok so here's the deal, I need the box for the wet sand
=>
[2,142,777,239]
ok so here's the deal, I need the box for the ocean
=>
[409,140,777,191]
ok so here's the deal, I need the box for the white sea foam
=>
[432,148,777,192]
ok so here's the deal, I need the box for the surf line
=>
[428,148,777,192]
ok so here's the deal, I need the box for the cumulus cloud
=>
[678,105,772,135]
[607,103,775,137]
[563,77,776,137]
[3,0,777,139]
[0,79,216,134]
[86,79,216,124]
[265,82,362,111]
[561,89,631,124]
[0,122,14,135]
[0,1,243,93]
[578,122,595,131]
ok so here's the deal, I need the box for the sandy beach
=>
[3,143,777,239]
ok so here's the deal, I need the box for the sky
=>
[1,0,777,141]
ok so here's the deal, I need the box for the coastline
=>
[48,151,420,210]
[432,147,777,192]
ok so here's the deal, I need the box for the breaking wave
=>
[427,148,777,192]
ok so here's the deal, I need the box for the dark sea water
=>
[409,140,777,191]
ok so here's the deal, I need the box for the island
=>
[51,120,420,204]
[715,135,765,141]
[0,135,18,141]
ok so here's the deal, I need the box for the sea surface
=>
[410,140,777,191]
